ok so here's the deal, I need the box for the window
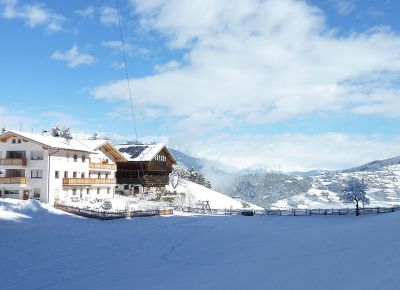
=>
[64,171,68,178]
[97,188,100,195]
[55,171,60,179]
[73,172,77,178]
[4,190,19,195]
[73,155,78,162]
[82,155,86,163]
[107,188,110,194]
[30,151,44,160]
[124,185,129,190]
[66,153,70,162]
[31,170,43,179]
[81,173,85,178]
[72,189,77,196]
[33,189,40,199]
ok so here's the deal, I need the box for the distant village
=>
[0,126,177,204]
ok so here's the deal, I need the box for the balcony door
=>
[23,190,29,200]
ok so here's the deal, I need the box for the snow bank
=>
[0,198,67,221]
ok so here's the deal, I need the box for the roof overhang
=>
[99,142,128,162]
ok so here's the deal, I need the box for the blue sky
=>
[1,0,400,170]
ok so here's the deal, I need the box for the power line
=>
[115,0,146,183]
[115,0,139,144]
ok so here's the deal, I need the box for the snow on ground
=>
[271,188,346,209]
[60,195,170,212]
[167,180,263,210]
[1,199,400,290]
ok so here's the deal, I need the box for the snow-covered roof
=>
[116,143,176,163]
[0,130,96,153]
[79,139,127,162]
[78,139,110,151]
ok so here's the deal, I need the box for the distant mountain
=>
[170,149,204,172]
[343,156,400,173]
[228,173,312,208]
[170,149,400,209]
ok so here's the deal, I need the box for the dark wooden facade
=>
[116,148,175,188]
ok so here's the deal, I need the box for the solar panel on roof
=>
[119,146,148,159]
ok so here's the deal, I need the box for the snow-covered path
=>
[1,200,400,290]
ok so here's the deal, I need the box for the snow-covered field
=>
[167,180,263,210]
[1,199,400,290]
[56,180,263,212]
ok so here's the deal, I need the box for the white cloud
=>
[101,40,131,54]
[40,111,80,127]
[0,0,65,32]
[154,60,181,73]
[175,132,400,171]
[51,44,95,68]
[93,0,400,129]
[331,0,357,15]
[100,6,119,26]
[0,106,37,131]
[101,40,151,57]
[75,6,95,19]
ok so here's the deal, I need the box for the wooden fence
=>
[54,203,173,220]
[54,203,400,220]
[173,206,400,216]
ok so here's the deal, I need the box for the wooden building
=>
[115,144,177,195]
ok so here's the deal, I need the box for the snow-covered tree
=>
[170,165,190,191]
[50,124,72,139]
[188,167,212,189]
[1,127,6,134]
[339,178,369,216]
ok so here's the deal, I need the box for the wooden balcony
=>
[117,175,169,187]
[0,177,27,184]
[63,178,116,186]
[89,163,117,170]
[0,158,27,166]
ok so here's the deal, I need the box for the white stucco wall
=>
[0,136,118,204]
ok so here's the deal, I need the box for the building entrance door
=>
[23,190,29,200]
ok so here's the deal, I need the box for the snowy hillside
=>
[271,163,400,209]
[227,156,400,209]
[2,198,400,290]
[167,180,263,210]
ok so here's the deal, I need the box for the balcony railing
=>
[0,177,27,184]
[89,163,117,170]
[117,175,169,186]
[63,178,116,186]
[0,158,27,166]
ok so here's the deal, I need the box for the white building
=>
[0,130,126,204]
